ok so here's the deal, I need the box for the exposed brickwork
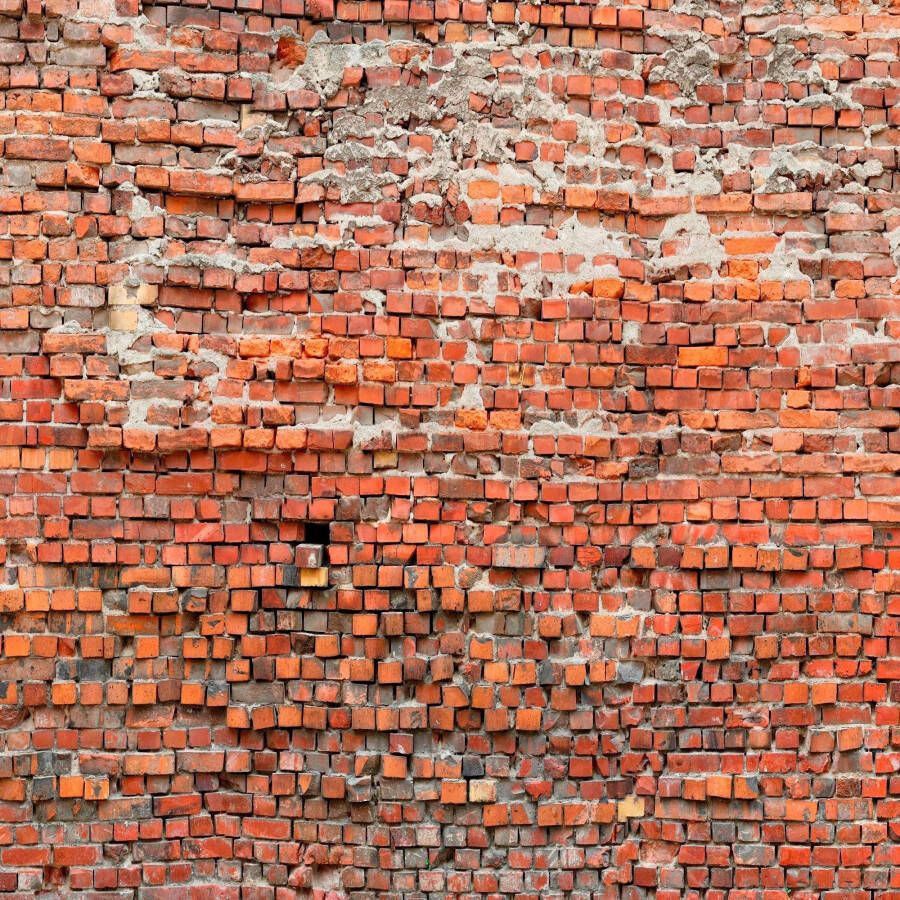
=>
[0,0,898,896]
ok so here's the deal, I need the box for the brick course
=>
[0,0,898,897]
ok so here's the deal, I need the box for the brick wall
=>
[0,0,898,897]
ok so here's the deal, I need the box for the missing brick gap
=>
[281,522,330,589]
[303,521,330,546]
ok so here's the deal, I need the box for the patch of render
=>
[849,157,885,185]
[45,304,179,433]
[283,32,386,98]
[118,185,291,277]
[453,121,515,166]
[311,162,399,207]
[693,144,757,180]
[320,43,613,213]
[126,190,166,222]
[227,143,297,184]
[758,237,818,287]
[663,0,734,19]
[64,184,236,435]
[431,51,500,116]
[412,215,630,290]
[646,32,720,98]
[128,69,162,96]
[756,147,843,194]
[765,43,804,84]
[621,321,643,347]
[758,25,829,81]
[341,416,402,448]
[526,413,629,440]
[646,211,726,278]
[643,17,855,112]
[885,216,900,275]
[792,86,860,111]
[69,0,144,27]
[313,58,510,203]
[255,38,718,277]
[793,319,894,373]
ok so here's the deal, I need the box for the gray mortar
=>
[648,36,719,98]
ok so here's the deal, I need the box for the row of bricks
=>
[1,669,896,707]
[0,643,895,682]
[20,329,900,361]
[13,12,900,59]
[3,532,897,566]
[3,195,900,239]
[4,275,898,310]
[4,87,897,125]
[0,624,893,656]
[2,560,898,594]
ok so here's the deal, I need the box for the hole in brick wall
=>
[302,521,330,546]
[277,522,331,589]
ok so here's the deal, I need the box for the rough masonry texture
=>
[0,0,898,897]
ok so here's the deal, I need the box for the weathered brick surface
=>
[0,0,898,897]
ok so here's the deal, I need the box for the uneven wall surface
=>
[0,0,898,896]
